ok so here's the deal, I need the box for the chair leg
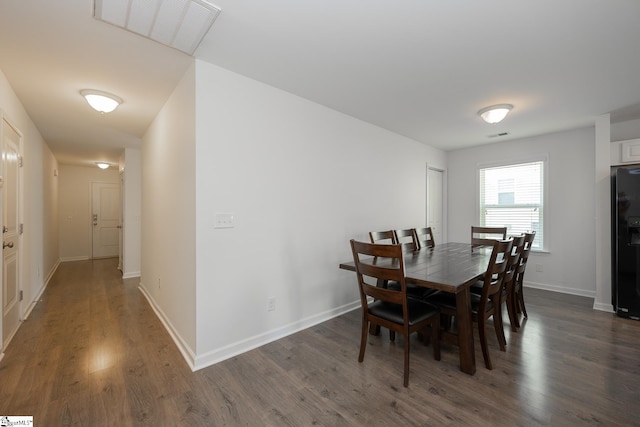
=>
[403,334,410,387]
[358,319,369,363]
[493,308,507,351]
[518,285,529,319]
[506,284,519,332]
[389,330,396,342]
[512,282,522,328]
[477,316,492,370]
[431,319,441,361]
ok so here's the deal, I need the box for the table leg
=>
[455,288,476,375]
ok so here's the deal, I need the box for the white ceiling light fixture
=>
[478,104,513,124]
[95,162,111,169]
[81,89,123,113]
[93,0,221,56]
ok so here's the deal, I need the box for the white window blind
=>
[479,160,543,250]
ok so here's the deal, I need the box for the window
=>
[479,159,545,250]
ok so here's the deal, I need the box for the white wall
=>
[58,165,119,261]
[140,62,197,363]
[0,69,58,336]
[611,118,640,144]
[122,147,141,278]
[192,61,446,368]
[448,127,596,297]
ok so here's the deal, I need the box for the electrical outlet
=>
[536,264,543,272]
[267,297,276,312]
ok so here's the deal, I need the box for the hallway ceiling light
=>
[96,162,111,169]
[93,0,221,55]
[478,104,513,124]
[81,90,122,113]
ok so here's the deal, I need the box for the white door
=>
[2,115,22,348]
[92,182,120,259]
[427,167,444,244]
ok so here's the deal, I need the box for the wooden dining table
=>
[339,241,494,375]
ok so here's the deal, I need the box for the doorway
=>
[427,166,446,244]
[91,182,120,259]
[1,113,22,349]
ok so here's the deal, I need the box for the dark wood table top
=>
[339,242,492,293]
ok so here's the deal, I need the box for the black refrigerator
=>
[611,164,640,319]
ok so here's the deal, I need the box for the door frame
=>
[90,181,120,259]
[426,164,447,244]
[0,110,24,352]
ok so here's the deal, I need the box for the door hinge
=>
[18,155,23,167]
[19,290,23,301]
[19,223,23,235]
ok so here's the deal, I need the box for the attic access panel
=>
[93,0,221,55]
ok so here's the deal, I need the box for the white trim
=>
[525,281,595,298]
[426,164,448,244]
[60,256,90,262]
[122,271,141,279]
[23,259,60,320]
[192,300,361,371]
[525,279,613,312]
[138,283,197,370]
[140,278,361,372]
[593,301,614,313]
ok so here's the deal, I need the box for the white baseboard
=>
[123,271,141,279]
[139,280,361,372]
[192,300,361,372]
[23,259,60,320]
[137,283,197,370]
[524,281,596,299]
[593,302,615,313]
[60,256,90,262]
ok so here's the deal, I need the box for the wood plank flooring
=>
[1,258,639,426]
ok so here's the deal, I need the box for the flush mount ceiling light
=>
[478,104,513,124]
[95,162,111,169]
[93,0,221,55]
[81,90,123,113]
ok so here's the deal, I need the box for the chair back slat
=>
[503,234,525,291]
[393,229,418,253]
[471,226,508,248]
[479,239,513,302]
[350,240,407,306]
[414,227,435,249]
[369,230,396,245]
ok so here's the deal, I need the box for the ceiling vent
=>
[93,0,221,55]
[487,132,510,138]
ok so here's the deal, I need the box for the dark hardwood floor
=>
[1,258,639,426]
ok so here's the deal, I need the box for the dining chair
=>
[508,231,536,329]
[393,228,418,253]
[414,227,435,249]
[429,238,513,370]
[350,239,440,387]
[389,229,433,301]
[369,230,396,245]
[502,235,526,332]
[471,226,507,248]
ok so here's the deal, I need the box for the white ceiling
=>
[1,0,640,166]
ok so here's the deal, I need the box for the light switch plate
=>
[214,212,235,228]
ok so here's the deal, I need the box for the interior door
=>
[2,115,21,348]
[92,182,120,259]
[427,167,444,244]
